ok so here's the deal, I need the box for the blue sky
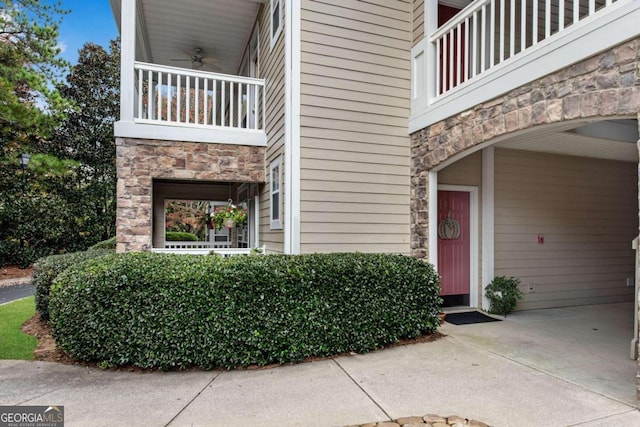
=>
[57,0,119,64]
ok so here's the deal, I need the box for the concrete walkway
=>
[0,303,639,426]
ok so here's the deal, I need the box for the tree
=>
[0,0,71,266]
[50,39,120,242]
[0,0,69,149]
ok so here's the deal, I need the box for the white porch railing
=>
[163,241,232,249]
[134,61,266,132]
[151,245,266,257]
[432,0,619,98]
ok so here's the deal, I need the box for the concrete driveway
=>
[441,302,638,407]
[0,302,638,426]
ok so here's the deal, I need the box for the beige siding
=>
[300,0,412,254]
[438,150,484,306]
[413,0,424,47]
[494,149,637,310]
[254,2,286,253]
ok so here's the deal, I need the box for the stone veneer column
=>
[116,138,265,253]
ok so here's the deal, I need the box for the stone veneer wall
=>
[116,138,265,252]
[410,37,640,259]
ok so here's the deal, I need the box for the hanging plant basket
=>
[209,200,248,230]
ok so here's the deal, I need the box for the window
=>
[270,0,282,49]
[270,157,282,229]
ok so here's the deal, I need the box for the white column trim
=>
[482,146,495,311]
[284,0,301,254]
[119,0,136,123]
[428,171,438,269]
[438,184,480,308]
[424,0,438,103]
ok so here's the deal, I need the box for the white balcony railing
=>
[432,0,618,98]
[410,0,636,132]
[134,61,266,132]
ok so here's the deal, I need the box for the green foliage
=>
[34,249,113,321]
[0,296,37,360]
[0,187,83,267]
[0,0,70,150]
[0,39,120,267]
[48,39,120,245]
[165,231,199,242]
[88,237,116,250]
[0,0,71,267]
[49,253,442,369]
[485,276,524,316]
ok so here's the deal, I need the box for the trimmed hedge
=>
[88,237,116,250]
[165,232,199,242]
[34,249,113,321]
[49,252,442,369]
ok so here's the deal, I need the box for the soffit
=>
[115,0,262,75]
[496,120,639,163]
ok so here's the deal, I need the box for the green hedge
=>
[49,252,442,369]
[88,237,116,250]
[34,249,113,321]
[165,232,199,242]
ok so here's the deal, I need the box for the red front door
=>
[437,191,471,296]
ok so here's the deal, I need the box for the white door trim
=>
[437,184,480,308]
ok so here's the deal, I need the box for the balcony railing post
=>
[425,1,438,102]
[120,0,136,123]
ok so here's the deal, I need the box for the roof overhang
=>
[109,0,263,75]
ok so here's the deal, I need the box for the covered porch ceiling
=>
[109,0,263,75]
[496,119,639,162]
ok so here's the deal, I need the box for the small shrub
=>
[49,252,442,369]
[34,249,113,321]
[485,276,524,316]
[165,231,199,242]
[88,237,116,250]
[0,240,36,268]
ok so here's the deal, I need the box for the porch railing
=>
[134,61,266,131]
[432,0,619,97]
[163,241,232,249]
[151,245,266,257]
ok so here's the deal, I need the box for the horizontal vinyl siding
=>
[413,0,424,47]
[494,148,637,311]
[300,0,412,254]
[258,2,286,254]
[438,151,483,306]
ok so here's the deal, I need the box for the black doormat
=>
[445,311,502,325]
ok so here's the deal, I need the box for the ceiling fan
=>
[170,48,221,72]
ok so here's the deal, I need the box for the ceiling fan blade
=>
[201,62,222,72]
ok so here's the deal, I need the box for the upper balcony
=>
[110,0,266,146]
[410,0,640,133]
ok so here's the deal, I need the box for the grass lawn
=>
[0,296,37,360]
